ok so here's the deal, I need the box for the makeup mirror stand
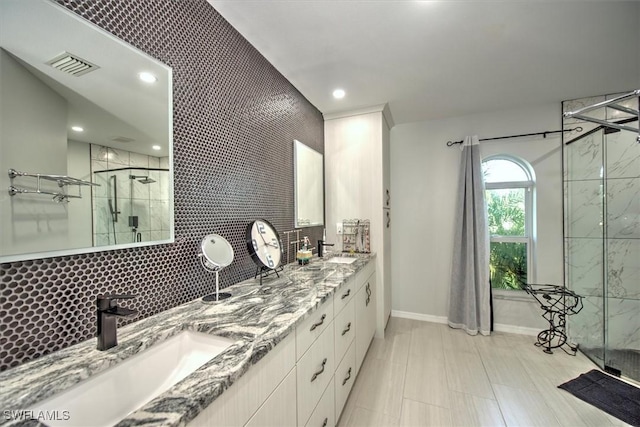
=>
[199,234,234,302]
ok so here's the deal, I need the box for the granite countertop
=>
[0,254,374,427]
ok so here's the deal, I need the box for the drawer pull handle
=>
[311,358,327,382]
[342,322,352,336]
[341,289,351,299]
[342,367,352,386]
[366,296,370,306]
[310,314,326,331]
[366,283,371,296]
[322,417,328,427]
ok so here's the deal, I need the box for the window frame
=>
[482,155,536,290]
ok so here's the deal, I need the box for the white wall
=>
[391,103,565,332]
[0,49,68,257]
[67,139,93,248]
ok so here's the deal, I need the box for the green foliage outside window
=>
[486,189,527,289]
[486,189,525,235]
[490,242,527,289]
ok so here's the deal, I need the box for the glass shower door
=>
[602,116,640,380]
[564,126,606,368]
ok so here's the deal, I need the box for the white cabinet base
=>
[246,368,297,427]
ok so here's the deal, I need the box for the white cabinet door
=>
[188,334,295,427]
[297,321,335,426]
[334,342,356,418]
[246,368,297,427]
[354,285,368,375]
[304,377,335,427]
[366,273,377,342]
[355,271,376,375]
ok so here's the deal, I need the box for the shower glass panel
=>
[93,167,170,246]
[563,93,639,381]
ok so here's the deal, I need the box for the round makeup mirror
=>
[199,234,234,302]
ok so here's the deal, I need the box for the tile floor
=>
[337,317,633,427]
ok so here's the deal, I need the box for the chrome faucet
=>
[317,240,335,258]
[96,294,138,351]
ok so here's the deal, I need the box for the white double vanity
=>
[189,259,376,427]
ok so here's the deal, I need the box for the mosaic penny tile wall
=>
[0,0,324,371]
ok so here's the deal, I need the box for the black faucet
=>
[97,294,138,351]
[317,240,335,258]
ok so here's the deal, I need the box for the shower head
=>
[129,175,156,184]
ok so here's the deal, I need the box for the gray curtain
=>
[448,135,491,336]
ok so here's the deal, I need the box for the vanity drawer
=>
[304,377,335,427]
[296,298,333,360]
[334,298,354,365]
[189,333,295,427]
[333,276,355,314]
[245,367,297,427]
[297,321,335,426]
[334,342,356,418]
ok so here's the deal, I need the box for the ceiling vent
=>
[47,52,99,77]
[111,136,135,143]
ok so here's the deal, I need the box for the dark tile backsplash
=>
[0,0,324,371]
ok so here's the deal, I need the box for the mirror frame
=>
[294,139,324,228]
[0,0,174,263]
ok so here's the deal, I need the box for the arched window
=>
[482,156,535,290]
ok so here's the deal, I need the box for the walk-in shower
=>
[128,174,157,242]
[93,167,169,246]
[563,91,639,382]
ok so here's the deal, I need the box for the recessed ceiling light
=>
[138,72,157,83]
[333,89,346,99]
[152,145,161,151]
[71,126,84,132]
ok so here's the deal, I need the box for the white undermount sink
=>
[30,331,234,427]
[325,257,357,264]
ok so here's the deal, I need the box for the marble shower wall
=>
[91,144,171,246]
[563,93,639,355]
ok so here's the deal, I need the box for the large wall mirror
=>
[294,140,324,228]
[0,0,173,262]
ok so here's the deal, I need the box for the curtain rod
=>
[446,127,583,147]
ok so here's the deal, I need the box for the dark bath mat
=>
[558,369,640,426]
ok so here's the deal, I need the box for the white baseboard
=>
[391,310,448,324]
[493,323,539,336]
[391,310,540,336]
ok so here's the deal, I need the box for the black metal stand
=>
[522,284,583,355]
[254,265,283,286]
[202,292,231,302]
[201,269,232,303]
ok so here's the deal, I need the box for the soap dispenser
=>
[296,236,312,265]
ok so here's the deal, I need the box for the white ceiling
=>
[208,0,640,125]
